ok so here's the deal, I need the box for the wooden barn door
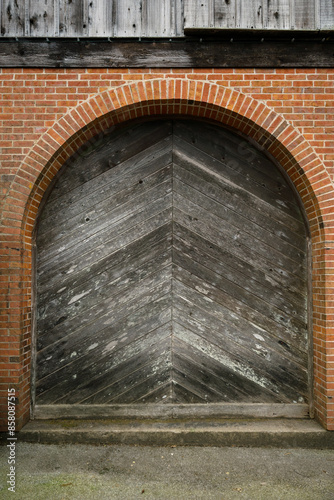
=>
[34,120,309,414]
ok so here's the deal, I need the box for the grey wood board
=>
[135,381,173,403]
[173,277,307,356]
[46,121,173,203]
[173,121,297,190]
[38,222,172,302]
[172,380,209,403]
[38,248,172,335]
[173,160,306,248]
[113,0,142,37]
[0,0,25,36]
[214,0,236,29]
[33,403,310,419]
[0,0,333,37]
[172,339,283,402]
[36,119,309,409]
[173,233,307,324]
[173,297,308,377]
[1,40,334,68]
[28,0,56,36]
[173,264,307,347]
[173,222,307,314]
[37,205,173,289]
[36,326,172,404]
[37,268,172,353]
[39,220,171,303]
[321,0,334,28]
[174,135,303,220]
[87,0,113,36]
[173,177,305,266]
[173,300,308,386]
[37,321,170,398]
[38,178,173,266]
[141,0,184,37]
[40,133,173,225]
[173,206,306,292]
[60,336,172,404]
[58,0,85,36]
[37,298,172,382]
[38,231,172,320]
[184,0,333,30]
[173,153,304,233]
[173,323,307,401]
[57,334,171,405]
[38,165,172,254]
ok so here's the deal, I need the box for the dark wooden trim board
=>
[0,39,333,67]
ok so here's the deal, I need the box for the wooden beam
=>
[33,403,311,420]
[0,38,333,67]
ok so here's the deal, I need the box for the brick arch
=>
[4,79,333,430]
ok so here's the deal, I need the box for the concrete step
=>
[15,418,334,448]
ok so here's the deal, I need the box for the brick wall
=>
[1,69,333,431]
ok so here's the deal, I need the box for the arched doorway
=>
[33,119,310,416]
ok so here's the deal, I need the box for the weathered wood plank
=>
[174,276,307,357]
[174,120,286,184]
[38,166,172,255]
[173,161,306,247]
[173,222,307,314]
[36,326,172,404]
[58,0,86,36]
[0,0,333,38]
[321,0,334,29]
[295,0,316,29]
[33,403,310,419]
[0,40,333,68]
[38,177,173,266]
[136,382,174,403]
[173,229,307,322]
[38,248,172,335]
[36,120,309,411]
[174,135,303,221]
[214,0,236,29]
[173,195,306,282]
[114,0,142,37]
[173,296,307,373]
[173,322,308,402]
[87,0,113,36]
[39,208,172,296]
[0,0,25,36]
[38,222,172,301]
[37,297,172,381]
[173,336,284,402]
[142,0,182,37]
[184,0,214,29]
[28,0,55,36]
[40,135,173,223]
[173,259,307,347]
[173,177,306,266]
[236,0,264,29]
[265,0,291,29]
[38,267,172,351]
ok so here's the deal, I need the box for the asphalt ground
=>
[1,443,334,499]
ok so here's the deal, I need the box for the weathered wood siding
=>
[0,0,333,37]
[35,120,309,408]
[184,0,333,30]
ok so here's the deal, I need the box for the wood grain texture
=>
[0,39,333,68]
[35,119,309,410]
[0,0,333,37]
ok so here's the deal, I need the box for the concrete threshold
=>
[14,418,334,448]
